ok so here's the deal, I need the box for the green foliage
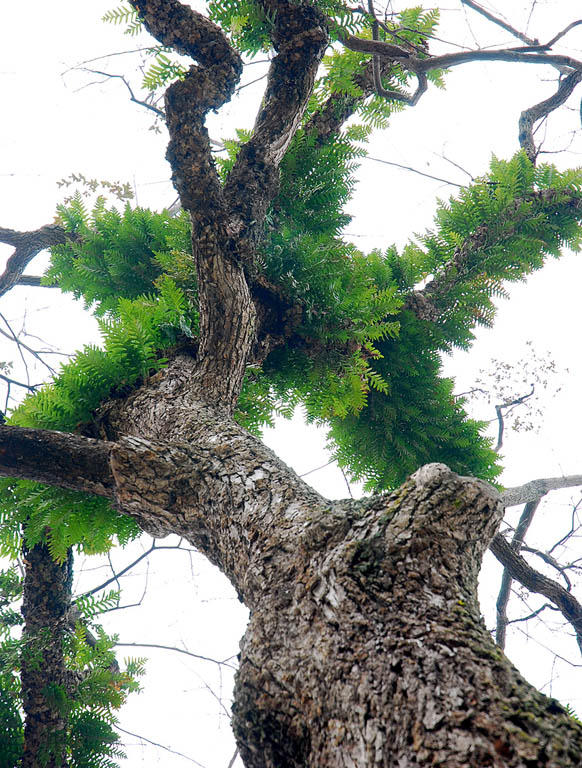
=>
[48,197,192,315]
[6,5,582,764]
[418,152,582,350]
[208,0,362,56]
[208,0,274,55]
[142,51,187,91]
[318,6,445,128]
[102,4,142,36]
[327,311,501,490]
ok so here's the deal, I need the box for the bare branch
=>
[519,68,582,162]
[79,67,165,118]
[503,475,582,507]
[0,225,76,299]
[521,546,574,591]
[364,156,463,187]
[460,0,539,46]
[115,725,207,767]
[114,641,236,668]
[338,31,582,72]
[544,20,582,50]
[490,532,582,654]
[495,498,541,649]
[494,386,535,452]
[82,539,191,596]
[0,372,39,392]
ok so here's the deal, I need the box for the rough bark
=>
[7,1,582,765]
[5,392,582,765]
[0,425,114,496]
[21,544,72,768]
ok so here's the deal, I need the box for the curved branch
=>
[223,0,329,252]
[0,225,76,298]
[490,533,582,654]
[128,0,242,215]
[494,386,535,452]
[519,68,582,162]
[503,474,582,507]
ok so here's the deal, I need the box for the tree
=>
[2,0,582,764]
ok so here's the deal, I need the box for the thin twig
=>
[364,156,463,187]
[115,725,208,767]
[460,0,538,46]
[115,641,237,669]
[79,67,166,118]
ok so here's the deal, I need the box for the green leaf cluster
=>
[102,3,143,36]
[420,152,582,351]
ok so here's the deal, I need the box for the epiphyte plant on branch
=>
[2,0,582,765]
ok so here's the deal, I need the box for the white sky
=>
[2,1,582,766]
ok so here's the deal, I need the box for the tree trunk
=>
[4,363,582,765]
[21,543,72,768]
[110,425,582,766]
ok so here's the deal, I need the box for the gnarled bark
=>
[5,394,582,765]
[21,544,72,768]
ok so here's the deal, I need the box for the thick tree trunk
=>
[21,544,72,768]
[4,382,582,765]
[106,430,582,766]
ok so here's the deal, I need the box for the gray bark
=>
[4,380,582,766]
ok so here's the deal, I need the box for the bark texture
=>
[4,369,582,765]
[7,1,582,765]
[21,544,72,768]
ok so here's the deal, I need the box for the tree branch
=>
[128,0,242,215]
[490,532,582,654]
[79,67,165,118]
[114,641,235,668]
[494,386,535,452]
[128,0,254,412]
[0,426,115,496]
[460,0,539,46]
[519,68,582,162]
[405,190,582,326]
[0,225,76,299]
[16,275,55,288]
[502,475,582,507]
[223,0,329,253]
[495,498,541,649]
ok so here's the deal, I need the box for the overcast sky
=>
[2,2,582,766]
